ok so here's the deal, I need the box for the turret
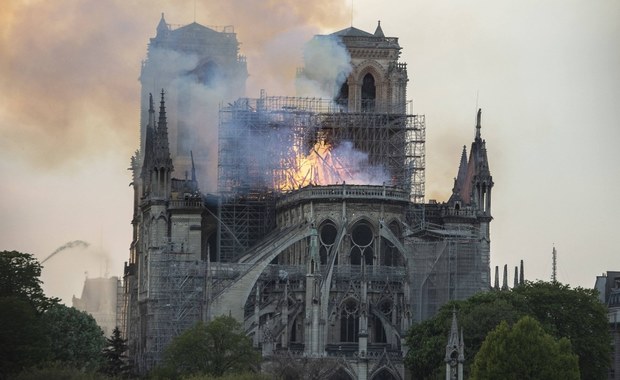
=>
[141,90,174,199]
[156,13,169,39]
[445,309,465,380]
[452,109,494,216]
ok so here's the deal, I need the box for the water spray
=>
[41,240,90,264]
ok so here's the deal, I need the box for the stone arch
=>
[378,221,408,266]
[370,366,400,380]
[354,60,385,85]
[210,224,315,321]
[381,219,404,266]
[328,366,356,380]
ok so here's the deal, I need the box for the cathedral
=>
[122,15,493,379]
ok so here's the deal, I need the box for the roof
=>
[331,26,375,38]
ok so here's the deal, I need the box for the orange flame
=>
[278,140,351,191]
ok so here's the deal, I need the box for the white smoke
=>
[296,35,352,99]
[142,45,243,193]
[329,141,390,185]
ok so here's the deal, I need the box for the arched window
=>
[350,221,374,266]
[340,300,359,342]
[371,368,398,380]
[361,73,376,111]
[319,221,338,265]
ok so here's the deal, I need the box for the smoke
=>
[41,240,90,264]
[296,35,352,99]
[328,141,390,185]
[0,0,350,170]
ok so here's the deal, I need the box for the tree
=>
[0,250,58,312]
[0,297,51,377]
[159,316,260,379]
[470,316,579,380]
[40,304,106,371]
[11,362,109,380]
[101,326,131,377]
[513,281,610,380]
[405,291,526,379]
[405,281,610,379]
[0,250,57,378]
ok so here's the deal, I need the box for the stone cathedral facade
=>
[123,16,493,380]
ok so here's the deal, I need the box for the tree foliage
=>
[405,281,610,380]
[40,304,106,371]
[0,250,58,312]
[158,316,260,379]
[471,316,579,380]
[101,326,131,377]
[11,362,110,380]
[0,297,51,376]
[512,281,610,379]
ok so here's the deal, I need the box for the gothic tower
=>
[139,14,247,188]
[333,21,408,113]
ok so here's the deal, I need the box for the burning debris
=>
[279,139,389,191]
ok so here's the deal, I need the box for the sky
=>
[0,0,618,304]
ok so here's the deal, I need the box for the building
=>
[122,17,494,379]
[72,276,121,337]
[595,271,620,380]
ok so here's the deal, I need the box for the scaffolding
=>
[217,94,425,262]
[407,223,484,322]
[137,249,207,371]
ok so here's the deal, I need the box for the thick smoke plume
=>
[42,240,90,264]
[297,36,352,99]
[0,0,350,170]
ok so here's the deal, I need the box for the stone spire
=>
[475,108,482,141]
[501,264,509,290]
[514,266,519,288]
[153,89,173,171]
[156,13,169,38]
[445,309,465,380]
[449,146,468,205]
[374,20,385,37]
[140,94,156,193]
[520,260,525,285]
[494,266,500,290]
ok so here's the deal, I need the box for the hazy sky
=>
[1,0,618,303]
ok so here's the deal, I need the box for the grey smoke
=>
[41,240,90,264]
[296,35,352,99]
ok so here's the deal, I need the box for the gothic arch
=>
[328,366,356,380]
[319,219,339,265]
[348,218,376,266]
[370,366,400,380]
[210,224,316,320]
[354,60,385,85]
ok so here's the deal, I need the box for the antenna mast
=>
[551,245,557,282]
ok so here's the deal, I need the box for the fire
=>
[277,139,388,191]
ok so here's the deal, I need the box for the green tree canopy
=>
[405,281,610,379]
[471,316,580,380]
[512,281,610,379]
[158,316,260,379]
[0,250,58,312]
[40,304,106,371]
[0,297,51,377]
